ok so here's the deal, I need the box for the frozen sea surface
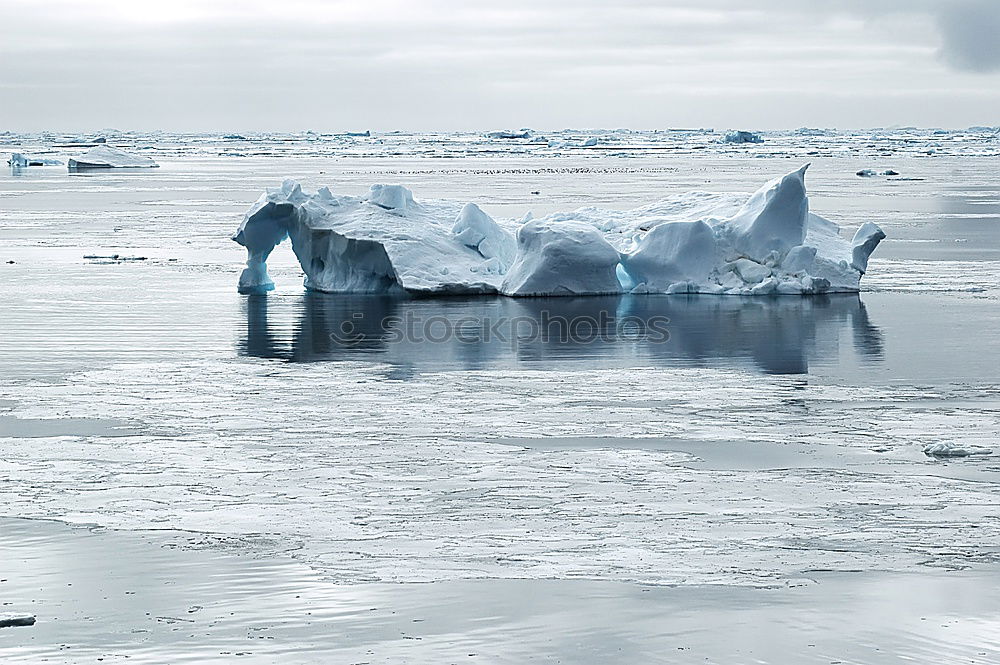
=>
[4,518,999,664]
[2,133,1000,662]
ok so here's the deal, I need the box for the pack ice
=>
[233,165,885,296]
[68,145,158,169]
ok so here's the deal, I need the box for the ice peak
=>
[367,184,414,210]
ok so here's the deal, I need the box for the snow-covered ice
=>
[68,145,158,169]
[234,165,884,296]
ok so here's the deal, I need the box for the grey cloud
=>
[936,0,1000,72]
[0,0,998,131]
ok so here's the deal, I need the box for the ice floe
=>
[233,165,884,296]
[68,145,158,169]
[923,442,992,458]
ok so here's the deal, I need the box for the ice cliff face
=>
[233,165,884,297]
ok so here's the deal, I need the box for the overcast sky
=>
[1,0,998,132]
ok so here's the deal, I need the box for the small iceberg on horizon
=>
[486,130,532,140]
[722,130,764,144]
[8,153,63,167]
[232,165,884,297]
[68,145,158,169]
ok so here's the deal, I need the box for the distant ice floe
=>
[857,169,900,177]
[722,130,764,144]
[8,152,62,167]
[68,145,158,169]
[923,442,992,458]
[233,165,885,297]
[0,613,36,628]
[486,130,532,139]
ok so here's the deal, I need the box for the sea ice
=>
[233,165,884,297]
[68,145,158,169]
[8,153,62,167]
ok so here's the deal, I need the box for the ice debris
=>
[68,145,158,169]
[233,165,884,297]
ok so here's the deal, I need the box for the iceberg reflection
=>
[239,293,883,375]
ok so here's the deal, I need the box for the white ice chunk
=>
[500,219,623,296]
[719,164,809,263]
[452,203,516,269]
[732,258,771,284]
[367,184,413,211]
[68,145,158,169]
[923,442,992,458]
[781,245,817,274]
[851,222,887,274]
[620,220,719,292]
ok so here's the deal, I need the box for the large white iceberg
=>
[233,165,884,297]
[68,145,158,169]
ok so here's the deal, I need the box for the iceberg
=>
[68,145,158,169]
[923,442,992,458]
[8,153,62,167]
[722,130,763,144]
[233,165,884,297]
[486,130,532,139]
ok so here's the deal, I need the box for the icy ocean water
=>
[2,130,1000,663]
